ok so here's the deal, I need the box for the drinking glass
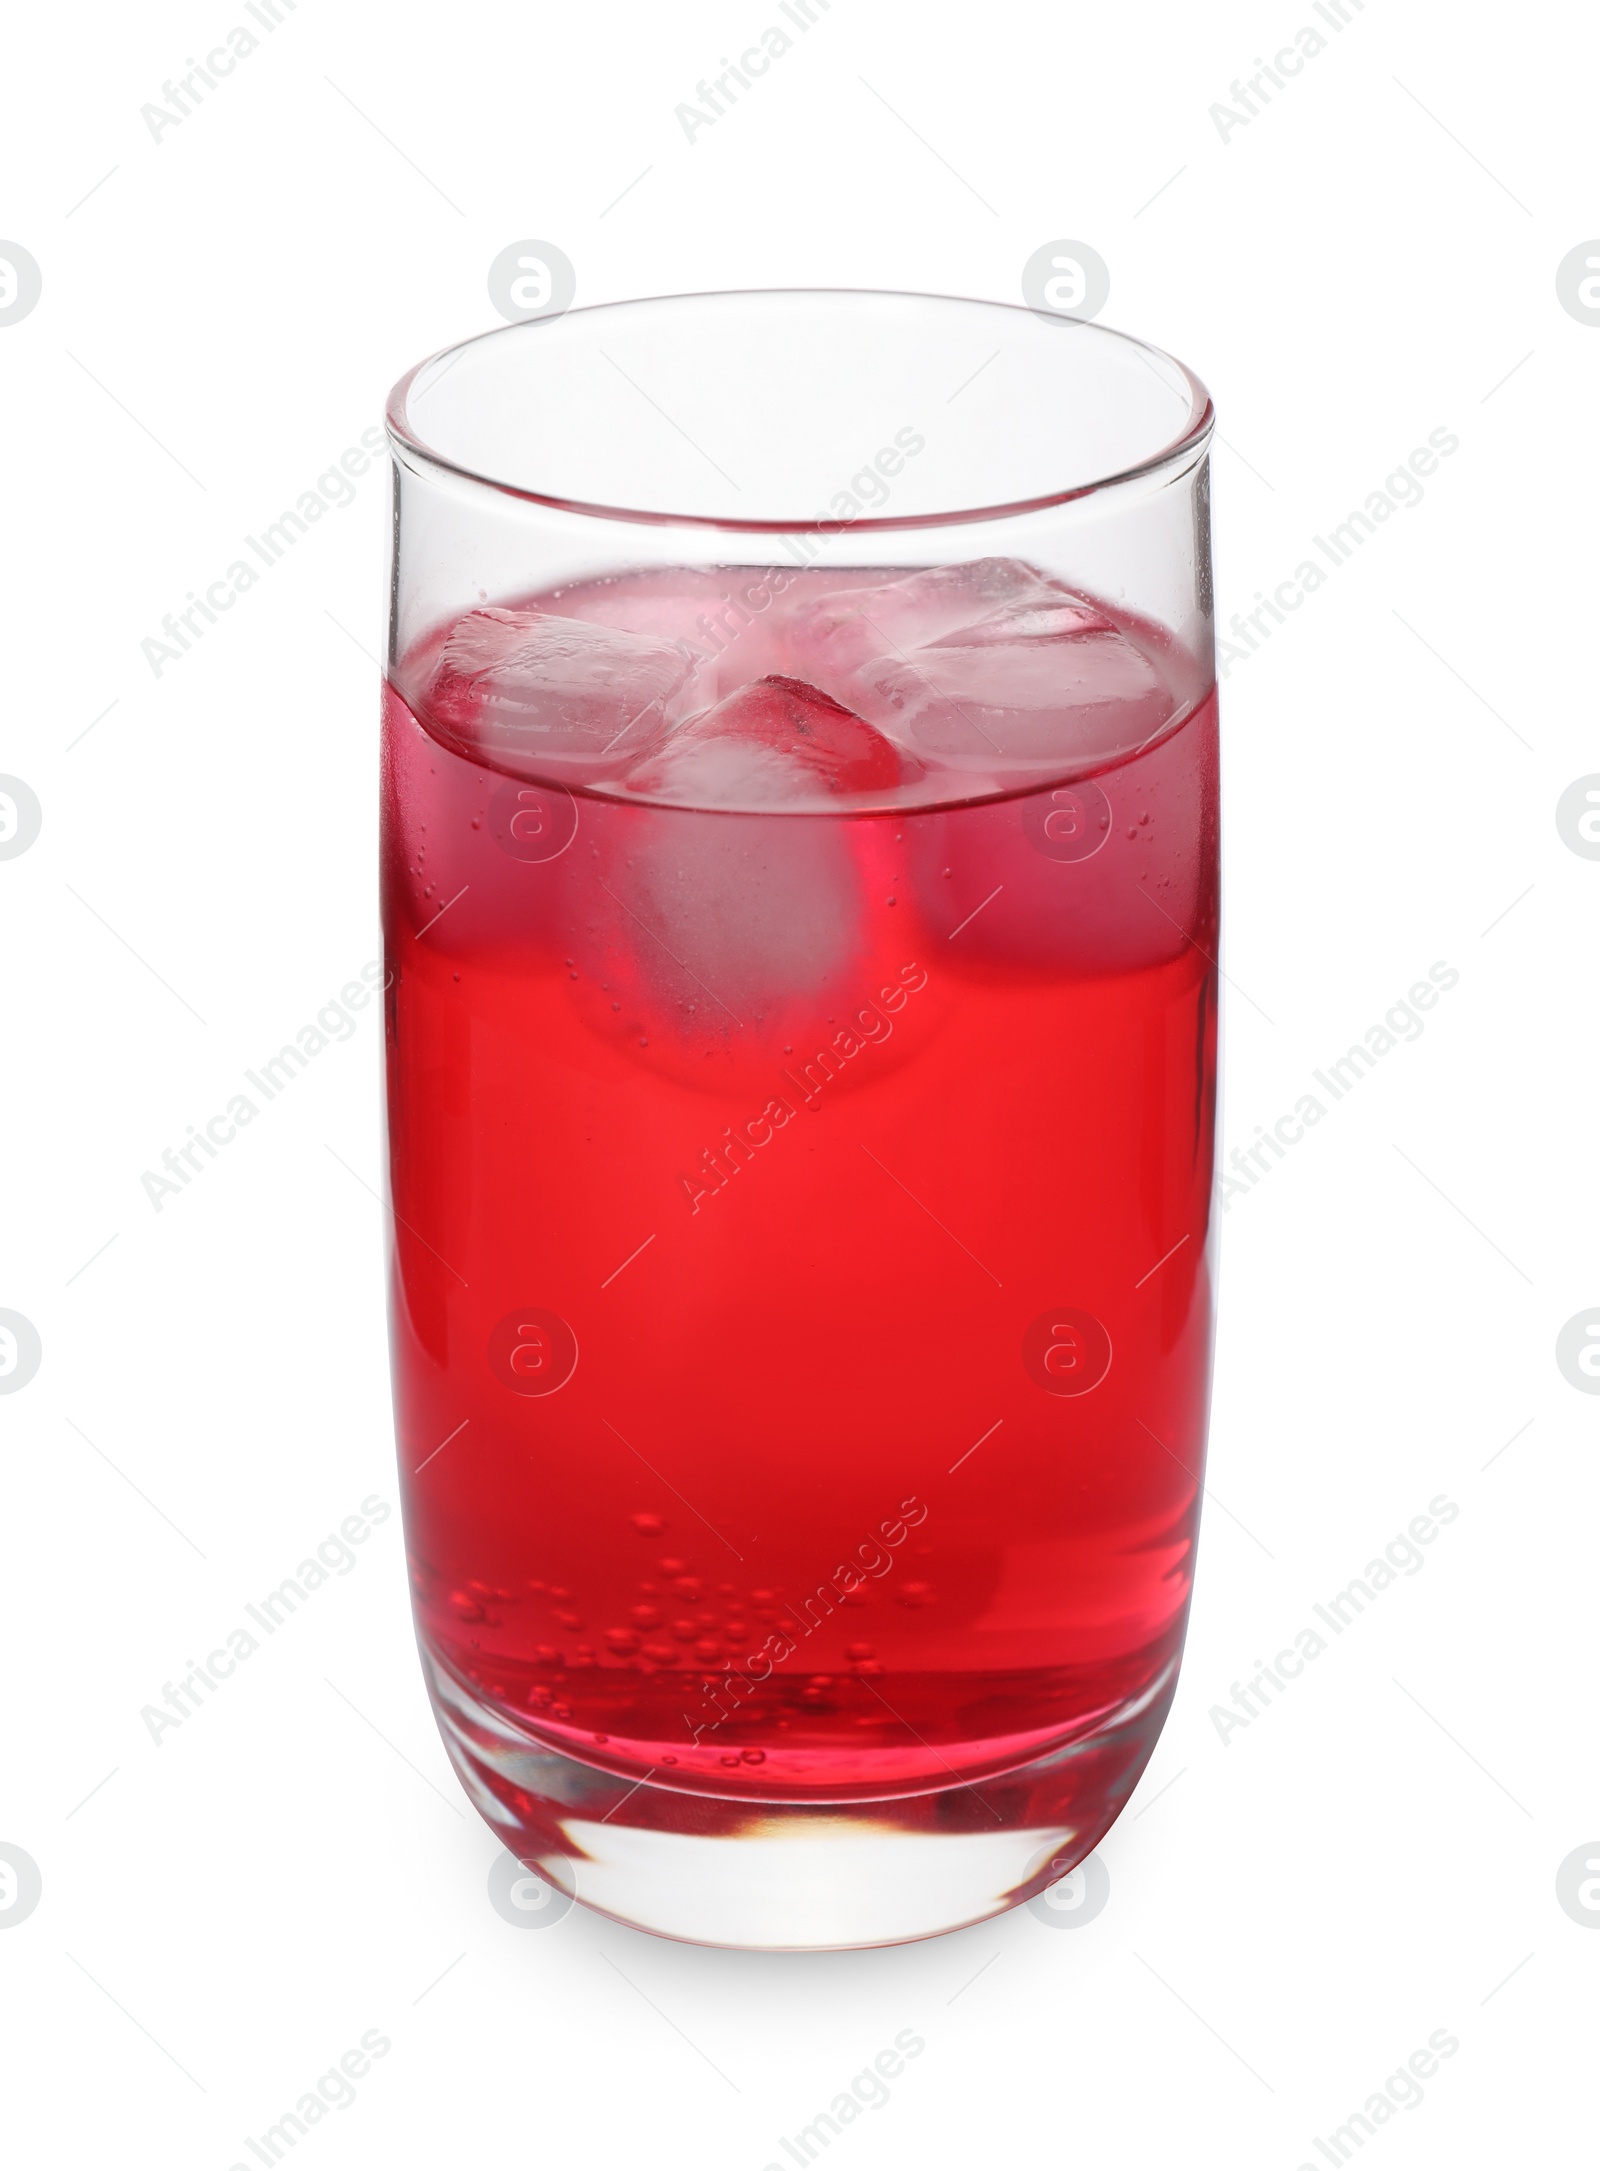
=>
[381,289,1217,1949]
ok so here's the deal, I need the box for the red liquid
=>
[382,564,1217,1829]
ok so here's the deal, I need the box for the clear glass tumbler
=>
[381,289,1217,1949]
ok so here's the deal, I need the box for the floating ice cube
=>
[596,801,861,1037]
[621,674,922,808]
[791,558,1103,681]
[922,597,1115,648]
[854,617,1172,767]
[783,558,1178,770]
[563,569,804,708]
[427,606,700,779]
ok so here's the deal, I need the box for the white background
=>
[1,1,1594,2164]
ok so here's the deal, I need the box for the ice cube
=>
[922,597,1114,648]
[790,558,1089,681]
[427,606,700,779]
[784,563,1174,772]
[562,569,800,708]
[621,674,922,808]
[855,617,1172,767]
[590,802,861,1043]
[906,693,1217,979]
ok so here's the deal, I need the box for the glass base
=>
[422,1644,1172,1949]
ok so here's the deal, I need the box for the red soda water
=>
[381,558,1217,1870]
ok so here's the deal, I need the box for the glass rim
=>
[385,286,1215,537]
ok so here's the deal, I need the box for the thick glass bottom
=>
[422,1642,1173,1949]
